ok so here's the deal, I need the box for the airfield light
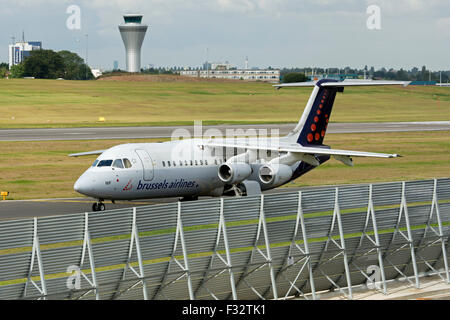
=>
[1,191,9,201]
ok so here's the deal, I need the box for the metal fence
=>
[0,178,449,300]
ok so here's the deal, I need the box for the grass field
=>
[0,77,449,128]
[0,131,448,200]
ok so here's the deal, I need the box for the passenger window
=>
[190,160,193,166]
[180,161,183,166]
[173,161,176,167]
[97,160,113,167]
[205,160,208,165]
[168,161,171,167]
[162,161,166,167]
[195,160,198,166]
[185,160,188,166]
[200,160,203,165]
[123,158,133,168]
[113,159,124,169]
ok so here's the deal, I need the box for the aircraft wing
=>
[203,142,400,159]
[69,150,106,157]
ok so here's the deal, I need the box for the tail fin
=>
[284,79,341,146]
[276,79,410,146]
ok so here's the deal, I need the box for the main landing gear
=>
[179,196,199,202]
[92,201,106,212]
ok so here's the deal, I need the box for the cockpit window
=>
[113,159,124,169]
[97,160,113,167]
[123,158,132,168]
[92,160,99,167]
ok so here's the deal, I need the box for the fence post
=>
[297,191,316,299]
[368,185,388,295]
[334,188,353,299]
[431,179,449,283]
[220,198,238,300]
[178,202,194,300]
[79,212,99,300]
[23,218,47,299]
[401,182,420,288]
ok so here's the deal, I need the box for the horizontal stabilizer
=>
[274,80,411,89]
[69,150,106,157]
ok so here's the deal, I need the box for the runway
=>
[1,121,450,141]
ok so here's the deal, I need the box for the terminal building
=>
[181,62,280,82]
[8,40,42,68]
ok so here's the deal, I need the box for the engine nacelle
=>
[259,164,293,188]
[218,163,252,184]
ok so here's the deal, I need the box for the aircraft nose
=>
[74,173,92,195]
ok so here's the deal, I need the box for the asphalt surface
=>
[1,121,450,141]
[0,186,306,221]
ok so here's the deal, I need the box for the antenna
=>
[85,33,89,80]
[206,47,209,77]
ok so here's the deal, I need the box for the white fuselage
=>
[74,138,294,201]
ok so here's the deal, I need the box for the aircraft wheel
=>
[92,202,106,212]
[179,196,199,202]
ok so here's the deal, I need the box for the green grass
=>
[0,77,449,128]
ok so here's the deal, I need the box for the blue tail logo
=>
[297,79,342,146]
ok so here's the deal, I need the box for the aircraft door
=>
[135,149,154,181]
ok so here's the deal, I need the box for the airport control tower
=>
[119,14,148,73]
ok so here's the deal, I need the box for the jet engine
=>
[258,164,293,188]
[218,163,252,184]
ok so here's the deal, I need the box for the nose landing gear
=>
[92,201,106,212]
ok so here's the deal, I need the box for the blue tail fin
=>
[285,79,343,146]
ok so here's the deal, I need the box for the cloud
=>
[0,0,449,69]
[216,0,283,14]
[364,0,450,15]
[436,17,450,36]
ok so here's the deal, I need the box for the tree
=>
[58,50,94,80]
[0,63,8,78]
[10,64,25,78]
[421,66,427,81]
[23,50,65,79]
[396,68,408,81]
[0,67,8,78]
[282,72,308,83]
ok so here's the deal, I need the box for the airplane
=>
[70,79,410,211]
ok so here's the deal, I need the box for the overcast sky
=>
[1,0,449,70]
